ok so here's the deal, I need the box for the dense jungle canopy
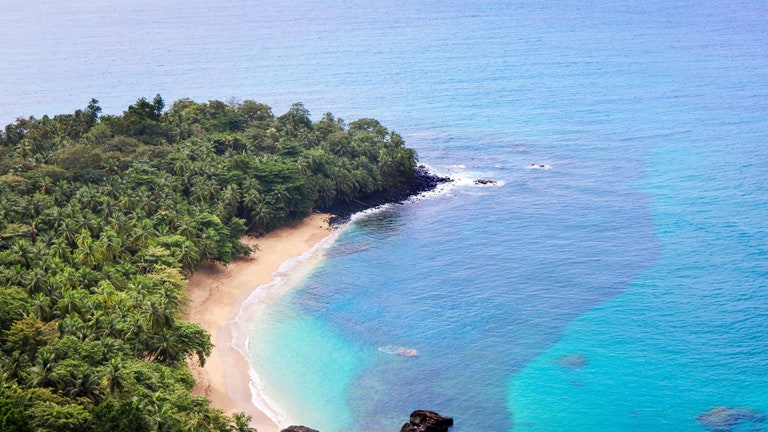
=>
[0,96,418,431]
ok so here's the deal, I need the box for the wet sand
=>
[185,213,334,432]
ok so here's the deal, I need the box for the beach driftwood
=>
[400,410,454,432]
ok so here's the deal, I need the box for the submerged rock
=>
[400,410,454,432]
[696,406,766,431]
[379,345,419,357]
[557,354,589,370]
[280,427,319,432]
[396,347,419,357]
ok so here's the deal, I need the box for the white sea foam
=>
[245,335,289,426]
[225,229,342,429]
[423,163,507,197]
[348,202,397,222]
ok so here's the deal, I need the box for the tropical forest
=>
[0,96,419,431]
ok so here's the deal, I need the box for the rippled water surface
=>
[3,1,767,430]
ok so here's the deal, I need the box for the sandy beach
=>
[186,213,334,432]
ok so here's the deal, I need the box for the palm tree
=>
[106,214,129,236]
[181,401,221,432]
[141,392,179,432]
[49,237,70,261]
[231,413,257,432]
[1,351,30,384]
[124,313,148,358]
[27,351,59,388]
[56,219,77,245]
[91,312,121,339]
[63,368,103,404]
[270,185,290,208]
[136,190,157,215]
[75,232,100,267]
[221,184,241,217]
[97,229,122,262]
[249,199,275,232]
[25,268,49,296]
[9,240,32,267]
[146,329,180,364]
[29,292,53,321]
[98,338,125,363]
[241,189,261,213]
[76,266,100,290]
[177,242,200,274]
[74,184,99,211]
[72,212,97,236]
[98,197,117,218]
[43,206,66,231]
[175,216,197,240]
[142,298,176,334]
[101,358,128,395]
[58,315,88,339]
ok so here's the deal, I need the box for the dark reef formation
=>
[400,410,454,432]
[556,353,589,370]
[319,165,452,226]
[696,406,765,432]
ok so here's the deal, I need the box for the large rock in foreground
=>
[280,427,319,432]
[400,410,454,432]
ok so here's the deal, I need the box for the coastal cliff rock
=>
[280,426,319,432]
[400,410,454,432]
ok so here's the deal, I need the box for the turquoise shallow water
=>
[3,1,767,430]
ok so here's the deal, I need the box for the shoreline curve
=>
[185,212,335,432]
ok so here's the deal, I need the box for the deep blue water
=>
[3,1,767,431]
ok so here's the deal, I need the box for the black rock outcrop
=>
[320,165,452,226]
[400,410,454,432]
[474,179,496,185]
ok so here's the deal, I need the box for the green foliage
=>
[91,400,151,432]
[0,173,32,194]
[2,317,58,358]
[0,96,420,429]
[0,287,29,331]
[0,396,33,432]
[28,401,92,432]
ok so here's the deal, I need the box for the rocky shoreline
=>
[319,165,452,226]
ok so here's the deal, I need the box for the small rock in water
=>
[557,354,589,370]
[379,345,419,357]
[474,179,497,185]
[696,406,766,432]
[280,427,319,432]
[527,163,552,169]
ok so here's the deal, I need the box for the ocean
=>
[2,1,767,431]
